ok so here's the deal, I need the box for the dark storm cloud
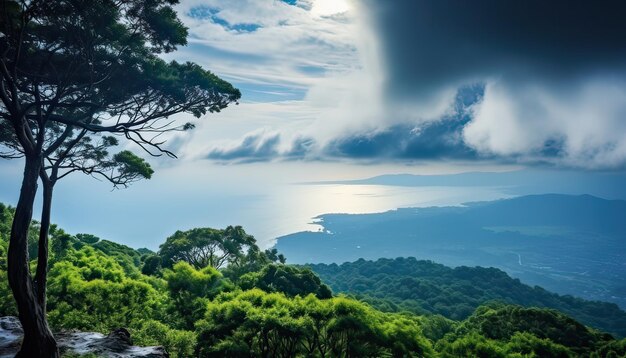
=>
[324,86,483,161]
[367,0,626,99]
[324,122,477,160]
[323,84,484,161]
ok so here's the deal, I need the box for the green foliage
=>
[47,231,145,277]
[434,302,620,357]
[50,233,83,264]
[0,0,241,131]
[505,332,573,358]
[0,268,16,316]
[220,247,287,280]
[132,319,197,358]
[109,150,154,181]
[436,331,508,358]
[164,261,227,300]
[75,234,100,245]
[91,239,145,276]
[457,304,610,354]
[137,248,156,256]
[142,254,163,276]
[1,204,71,263]
[436,323,577,358]
[309,257,626,336]
[1,0,235,352]
[159,226,257,269]
[0,203,12,245]
[239,264,332,299]
[163,261,231,330]
[591,338,626,358]
[1,213,625,357]
[196,289,434,358]
[418,314,458,342]
[46,247,166,332]
[0,204,10,270]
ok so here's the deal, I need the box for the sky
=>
[2,0,626,249]
[160,0,626,169]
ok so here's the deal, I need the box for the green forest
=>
[1,203,625,357]
[308,258,626,337]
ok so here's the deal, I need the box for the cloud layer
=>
[205,86,484,164]
[365,0,626,168]
[173,0,626,170]
[170,0,359,100]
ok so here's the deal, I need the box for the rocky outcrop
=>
[0,317,21,358]
[0,317,168,358]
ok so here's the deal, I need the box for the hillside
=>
[1,203,626,356]
[308,257,626,337]
[276,194,626,308]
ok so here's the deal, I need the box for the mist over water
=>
[0,160,513,249]
[0,159,623,250]
[239,184,511,247]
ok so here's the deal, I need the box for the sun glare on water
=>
[311,0,352,16]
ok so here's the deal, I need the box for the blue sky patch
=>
[297,65,326,76]
[188,6,262,33]
[237,83,307,102]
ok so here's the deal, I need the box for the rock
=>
[0,317,22,358]
[98,328,133,352]
[0,317,168,358]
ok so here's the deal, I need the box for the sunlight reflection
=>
[311,0,352,17]
[251,184,511,247]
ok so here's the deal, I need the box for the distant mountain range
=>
[275,194,626,308]
[306,170,626,199]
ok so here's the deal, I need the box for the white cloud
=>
[464,77,626,169]
[167,1,626,170]
[171,0,360,90]
[160,0,390,162]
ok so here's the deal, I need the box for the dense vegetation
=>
[1,203,625,357]
[276,194,626,311]
[308,257,626,337]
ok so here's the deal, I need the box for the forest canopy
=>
[0,203,625,357]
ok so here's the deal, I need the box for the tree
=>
[141,254,163,276]
[239,263,333,299]
[35,133,153,316]
[163,261,229,329]
[195,289,434,357]
[46,246,166,333]
[220,246,288,281]
[0,1,240,356]
[159,226,257,270]
[460,304,602,353]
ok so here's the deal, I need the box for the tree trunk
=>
[7,156,59,357]
[35,176,54,311]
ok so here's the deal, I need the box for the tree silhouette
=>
[0,0,240,356]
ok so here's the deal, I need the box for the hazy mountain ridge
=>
[307,170,626,199]
[276,194,626,308]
